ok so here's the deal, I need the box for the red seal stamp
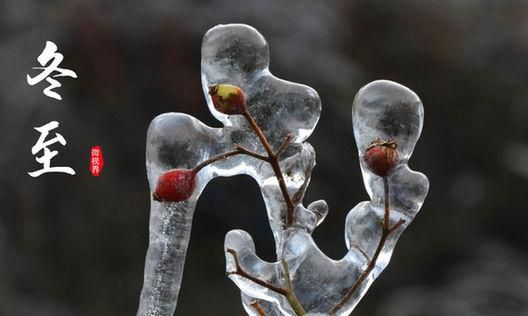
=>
[90,145,104,177]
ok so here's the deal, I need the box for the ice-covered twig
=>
[137,24,429,316]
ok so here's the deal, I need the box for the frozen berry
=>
[153,169,196,202]
[364,139,399,177]
[208,84,246,115]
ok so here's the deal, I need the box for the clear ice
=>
[137,24,429,316]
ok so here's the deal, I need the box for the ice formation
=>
[138,24,429,316]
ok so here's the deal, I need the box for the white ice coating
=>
[137,24,429,316]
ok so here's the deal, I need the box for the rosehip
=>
[153,169,196,202]
[208,84,247,115]
[364,139,399,177]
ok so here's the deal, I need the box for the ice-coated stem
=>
[139,24,428,316]
[227,248,289,296]
[240,109,306,314]
[281,260,306,315]
[242,110,296,227]
[193,147,268,173]
[138,201,195,316]
[226,250,306,316]
[251,301,268,316]
[329,177,404,315]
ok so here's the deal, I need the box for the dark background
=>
[1,0,528,315]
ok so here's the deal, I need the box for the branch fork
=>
[203,85,405,316]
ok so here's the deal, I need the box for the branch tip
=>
[389,218,406,232]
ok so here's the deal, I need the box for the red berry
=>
[153,169,196,202]
[208,84,247,115]
[364,139,399,177]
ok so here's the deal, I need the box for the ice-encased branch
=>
[137,24,429,316]
[137,23,321,316]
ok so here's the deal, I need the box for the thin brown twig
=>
[226,248,288,296]
[291,165,311,206]
[226,249,306,316]
[209,102,303,314]
[242,110,296,226]
[241,111,275,158]
[239,110,305,314]
[329,177,405,315]
[250,301,267,316]
[349,243,371,262]
[389,218,406,232]
[383,177,390,227]
[235,144,270,161]
[275,133,294,157]
[193,149,244,173]
[193,145,269,173]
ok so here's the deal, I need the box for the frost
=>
[137,24,429,316]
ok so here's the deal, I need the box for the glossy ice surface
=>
[137,24,428,316]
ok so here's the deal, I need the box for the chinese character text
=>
[28,121,75,177]
[26,41,77,100]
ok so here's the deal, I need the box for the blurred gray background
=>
[1,0,528,315]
